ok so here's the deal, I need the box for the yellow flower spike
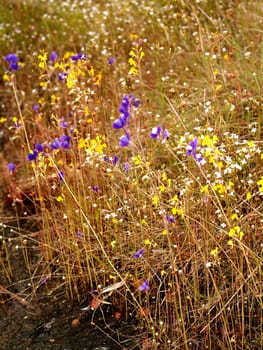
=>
[140,219,147,225]
[161,172,167,181]
[213,70,219,77]
[133,154,142,165]
[129,33,138,40]
[159,185,166,193]
[171,207,177,215]
[3,73,9,81]
[247,140,254,148]
[162,229,168,235]
[169,195,178,203]
[78,138,87,149]
[257,176,263,192]
[231,213,238,221]
[129,49,136,57]
[56,195,64,202]
[139,50,145,59]
[228,228,235,237]
[228,239,234,247]
[112,218,118,224]
[215,84,222,91]
[200,185,209,194]
[177,208,184,217]
[210,247,219,257]
[152,195,159,207]
[109,275,115,280]
[239,231,244,240]
[217,161,223,170]
[110,240,116,248]
[144,239,151,245]
[129,66,138,75]
[39,81,48,88]
[160,270,166,276]
[63,51,75,59]
[246,192,252,200]
[0,117,7,123]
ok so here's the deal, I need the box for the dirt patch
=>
[0,219,141,350]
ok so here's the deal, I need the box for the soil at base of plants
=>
[0,217,141,350]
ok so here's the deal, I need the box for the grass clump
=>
[0,0,263,349]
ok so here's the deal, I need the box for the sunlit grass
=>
[0,0,263,349]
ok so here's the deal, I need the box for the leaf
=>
[100,280,125,294]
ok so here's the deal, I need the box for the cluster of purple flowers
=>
[186,137,203,163]
[50,134,71,150]
[112,95,140,147]
[4,53,19,71]
[27,135,70,162]
[27,142,44,161]
[104,155,119,165]
[71,53,87,61]
[150,125,170,141]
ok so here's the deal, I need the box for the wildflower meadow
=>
[0,0,262,349]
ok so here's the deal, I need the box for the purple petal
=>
[138,280,149,292]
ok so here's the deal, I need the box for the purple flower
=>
[51,135,70,150]
[123,162,129,173]
[50,138,61,150]
[60,120,68,128]
[133,248,144,258]
[49,51,58,62]
[163,129,170,140]
[112,155,119,165]
[58,72,68,80]
[112,118,125,129]
[14,120,21,128]
[92,186,99,192]
[27,150,38,161]
[186,137,198,156]
[76,231,83,237]
[35,142,44,152]
[150,126,162,139]
[40,277,47,285]
[131,98,141,108]
[4,53,19,71]
[8,163,16,172]
[108,57,115,65]
[71,53,86,61]
[166,214,175,223]
[186,137,203,163]
[60,134,70,149]
[32,104,40,111]
[58,171,65,181]
[138,280,149,292]
[119,134,130,147]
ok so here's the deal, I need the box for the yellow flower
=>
[210,247,219,257]
[56,195,64,202]
[246,192,252,200]
[231,213,238,221]
[152,195,159,207]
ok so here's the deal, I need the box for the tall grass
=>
[0,0,262,348]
